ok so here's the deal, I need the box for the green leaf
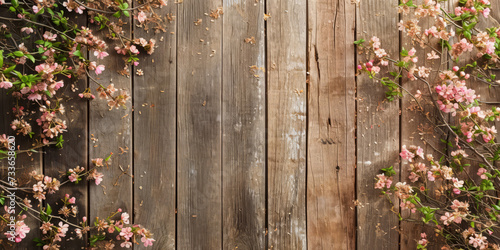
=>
[0,197,4,205]
[123,10,130,17]
[46,204,52,215]
[113,11,121,18]
[3,65,16,74]
[72,50,83,58]
[26,54,35,63]
[381,166,396,177]
[12,51,24,57]
[12,0,19,8]
[353,39,365,45]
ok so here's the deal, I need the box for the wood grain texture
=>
[88,21,133,228]
[44,72,89,248]
[266,0,307,249]
[399,4,451,248]
[44,13,88,249]
[176,0,223,249]
[132,4,177,250]
[0,95,42,250]
[307,0,356,249]
[222,0,266,249]
[355,1,400,249]
[0,20,42,247]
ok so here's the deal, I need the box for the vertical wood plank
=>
[44,13,88,248]
[355,0,400,249]
[307,0,356,249]
[177,0,223,248]
[43,70,89,248]
[0,16,41,247]
[266,0,307,249]
[132,4,177,250]
[0,99,42,249]
[222,0,266,249]
[399,4,451,248]
[89,22,132,229]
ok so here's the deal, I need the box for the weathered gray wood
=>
[356,0,400,249]
[222,0,266,249]
[176,0,223,248]
[88,18,132,235]
[307,0,356,249]
[266,0,307,249]
[132,3,177,250]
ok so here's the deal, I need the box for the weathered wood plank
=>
[0,99,42,249]
[176,0,223,248]
[132,3,177,250]
[266,0,307,249]
[355,0,400,249]
[0,17,41,247]
[43,71,89,248]
[399,5,450,249]
[307,0,356,249]
[88,20,133,232]
[44,13,88,248]
[222,0,266,249]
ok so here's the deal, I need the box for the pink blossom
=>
[141,236,155,247]
[121,241,133,248]
[43,31,57,41]
[130,45,139,54]
[375,174,393,189]
[482,8,491,18]
[137,11,147,23]
[469,234,488,249]
[370,36,381,49]
[68,197,76,204]
[93,50,109,60]
[121,212,130,224]
[119,227,134,240]
[21,27,33,34]
[400,145,415,162]
[427,51,440,60]
[32,5,39,13]
[0,81,13,89]
[95,65,105,75]
[477,168,488,179]
[427,171,435,181]
[4,220,30,242]
[94,171,103,185]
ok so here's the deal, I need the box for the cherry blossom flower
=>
[94,50,109,60]
[375,174,393,189]
[137,11,147,23]
[141,236,155,247]
[21,27,33,34]
[477,168,488,179]
[95,65,105,75]
[427,50,439,60]
[0,81,12,89]
[400,145,415,162]
[43,31,57,41]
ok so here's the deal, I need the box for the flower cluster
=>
[0,0,164,248]
[361,0,500,249]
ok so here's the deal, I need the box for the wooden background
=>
[3,0,499,249]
